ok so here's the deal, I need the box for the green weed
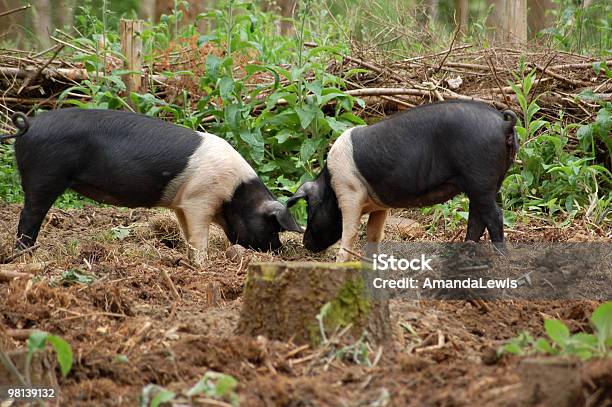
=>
[501,301,612,360]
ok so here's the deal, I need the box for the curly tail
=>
[1,112,29,141]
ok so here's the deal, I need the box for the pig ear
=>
[287,181,317,207]
[262,201,304,233]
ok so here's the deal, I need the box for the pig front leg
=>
[336,195,366,263]
[365,209,389,259]
[174,207,212,266]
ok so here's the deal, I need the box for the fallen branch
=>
[485,54,511,106]
[483,78,553,94]
[343,54,411,85]
[0,263,45,273]
[550,59,612,70]
[344,87,432,97]
[0,66,89,81]
[0,96,84,107]
[343,87,509,108]
[530,62,590,88]
[0,66,167,83]
[160,268,181,301]
[401,44,472,62]
[435,28,461,73]
[1,244,40,263]
[0,350,27,388]
[0,4,31,18]
[17,44,65,95]
[6,329,38,341]
[0,270,32,281]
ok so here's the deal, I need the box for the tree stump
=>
[236,262,391,345]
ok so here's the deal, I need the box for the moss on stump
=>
[236,261,391,345]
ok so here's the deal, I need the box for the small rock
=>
[446,76,463,90]
[226,244,247,263]
[481,347,499,365]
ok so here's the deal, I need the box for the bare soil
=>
[0,203,609,406]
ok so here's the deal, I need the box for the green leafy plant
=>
[141,371,240,407]
[316,302,373,367]
[27,331,74,378]
[501,301,612,360]
[186,371,239,405]
[501,67,612,224]
[542,0,611,55]
[141,384,176,407]
[59,269,96,286]
[110,225,133,241]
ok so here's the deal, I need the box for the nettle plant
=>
[194,0,365,192]
[501,65,611,225]
[501,302,612,360]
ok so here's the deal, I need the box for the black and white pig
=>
[287,100,518,262]
[1,108,302,264]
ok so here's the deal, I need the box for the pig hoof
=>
[187,248,208,267]
[492,241,507,254]
[336,249,351,263]
[192,255,208,268]
[364,242,381,259]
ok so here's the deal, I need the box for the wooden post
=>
[120,19,144,103]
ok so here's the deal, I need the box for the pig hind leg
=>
[365,210,389,258]
[466,193,504,243]
[17,178,69,249]
[465,202,486,242]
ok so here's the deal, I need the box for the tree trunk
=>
[139,0,156,22]
[155,0,210,33]
[487,0,528,43]
[236,262,392,346]
[456,0,469,36]
[32,0,52,49]
[57,0,75,29]
[0,0,25,47]
[425,0,439,24]
[261,0,297,35]
[527,0,556,39]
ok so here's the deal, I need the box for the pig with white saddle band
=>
[287,100,518,262]
[1,108,302,265]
